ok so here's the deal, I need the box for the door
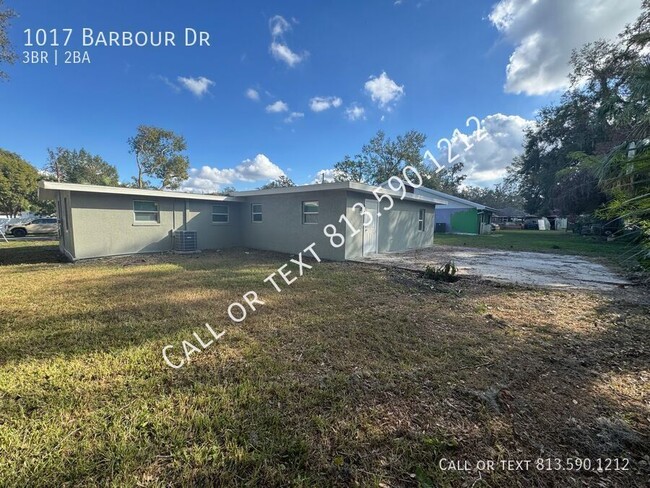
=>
[362,199,378,256]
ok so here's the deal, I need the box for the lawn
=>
[0,239,66,266]
[434,230,644,262]
[0,242,648,486]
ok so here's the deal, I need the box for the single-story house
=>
[38,181,447,261]
[400,186,494,235]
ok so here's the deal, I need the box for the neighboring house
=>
[38,181,446,261]
[395,186,494,235]
[492,207,527,229]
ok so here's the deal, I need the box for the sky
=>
[0,0,644,191]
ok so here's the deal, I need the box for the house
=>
[402,186,494,235]
[492,207,526,229]
[38,181,447,261]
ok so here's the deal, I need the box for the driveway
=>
[358,245,632,291]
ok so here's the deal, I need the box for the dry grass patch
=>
[0,244,648,487]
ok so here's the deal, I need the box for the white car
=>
[6,218,59,237]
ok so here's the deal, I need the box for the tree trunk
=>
[136,154,143,188]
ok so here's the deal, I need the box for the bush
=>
[423,261,459,282]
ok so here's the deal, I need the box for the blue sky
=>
[0,0,643,190]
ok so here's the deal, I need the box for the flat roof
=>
[38,181,243,202]
[234,181,447,205]
[411,186,496,211]
[39,180,447,205]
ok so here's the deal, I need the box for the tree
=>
[45,147,119,186]
[461,180,524,210]
[334,130,429,185]
[127,126,190,190]
[259,175,295,189]
[424,161,467,195]
[218,186,236,196]
[0,0,16,80]
[509,1,649,255]
[0,149,38,217]
[511,0,650,218]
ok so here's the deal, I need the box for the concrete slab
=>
[357,245,633,291]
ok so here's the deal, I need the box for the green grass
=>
[434,230,639,260]
[0,243,647,486]
[0,239,65,266]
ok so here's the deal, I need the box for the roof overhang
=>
[38,181,245,202]
[37,180,447,206]
[404,185,495,211]
[234,181,447,205]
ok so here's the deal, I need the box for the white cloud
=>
[284,112,304,123]
[269,15,291,37]
[489,0,643,95]
[176,76,214,98]
[270,41,307,67]
[181,154,285,192]
[441,113,533,186]
[309,96,343,112]
[155,75,181,93]
[245,88,260,101]
[265,100,289,113]
[268,14,308,67]
[311,168,344,184]
[345,104,366,121]
[364,71,404,110]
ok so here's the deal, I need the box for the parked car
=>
[523,218,539,230]
[490,223,501,231]
[6,218,59,237]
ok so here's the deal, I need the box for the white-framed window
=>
[302,201,319,224]
[133,200,159,223]
[212,204,229,223]
[418,209,426,231]
[251,203,263,223]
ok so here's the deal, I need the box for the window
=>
[251,203,263,223]
[302,201,319,224]
[418,209,426,231]
[212,204,229,223]
[133,200,159,223]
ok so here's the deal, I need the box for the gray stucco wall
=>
[344,191,435,259]
[186,200,242,250]
[69,192,243,260]
[378,198,434,252]
[240,190,347,261]
[60,188,435,261]
[57,191,75,260]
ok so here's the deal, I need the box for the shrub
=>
[423,261,459,282]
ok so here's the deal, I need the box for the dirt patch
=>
[360,245,635,292]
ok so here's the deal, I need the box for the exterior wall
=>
[186,200,242,250]
[71,193,176,259]
[57,191,75,260]
[344,191,435,259]
[58,188,438,261]
[69,192,242,260]
[240,190,347,261]
[343,193,365,260]
[435,208,453,231]
[378,198,435,253]
[449,208,478,234]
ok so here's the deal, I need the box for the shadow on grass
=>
[0,240,66,266]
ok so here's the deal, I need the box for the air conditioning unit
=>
[173,230,198,253]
